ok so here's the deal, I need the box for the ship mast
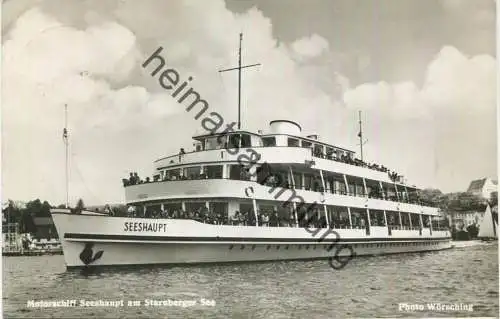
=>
[358,110,367,161]
[63,104,69,208]
[219,33,261,130]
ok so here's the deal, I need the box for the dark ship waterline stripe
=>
[64,233,449,243]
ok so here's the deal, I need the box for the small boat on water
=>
[477,205,498,242]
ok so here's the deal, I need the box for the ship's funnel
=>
[269,120,301,135]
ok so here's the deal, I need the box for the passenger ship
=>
[51,119,452,269]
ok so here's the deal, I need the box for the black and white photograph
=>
[1,0,499,318]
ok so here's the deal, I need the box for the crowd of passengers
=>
[122,148,400,189]
[126,206,443,229]
[130,207,360,228]
[122,169,421,205]
[312,148,400,176]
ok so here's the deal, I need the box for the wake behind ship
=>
[51,119,452,269]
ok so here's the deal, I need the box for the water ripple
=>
[2,244,498,318]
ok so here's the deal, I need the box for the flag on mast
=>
[63,103,68,144]
[63,128,68,143]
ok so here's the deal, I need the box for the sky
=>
[1,0,497,206]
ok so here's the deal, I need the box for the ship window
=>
[302,140,312,148]
[326,147,335,159]
[348,184,356,196]
[209,202,228,215]
[165,169,181,180]
[262,137,276,147]
[240,134,251,148]
[239,203,253,216]
[185,202,205,213]
[228,134,241,149]
[183,166,201,179]
[313,144,324,157]
[258,204,275,216]
[163,202,182,212]
[293,173,302,189]
[304,175,312,190]
[422,215,430,227]
[287,138,300,147]
[356,185,365,197]
[194,142,203,152]
[230,165,250,181]
[205,165,223,179]
[205,136,223,150]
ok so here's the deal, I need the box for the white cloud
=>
[291,34,329,59]
[342,46,496,191]
[2,6,183,205]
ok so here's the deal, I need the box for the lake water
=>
[3,243,499,318]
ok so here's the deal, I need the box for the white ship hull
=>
[52,210,452,269]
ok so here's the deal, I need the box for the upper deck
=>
[152,120,410,188]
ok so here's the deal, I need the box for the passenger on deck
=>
[133,172,141,184]
[216,212,223,225]
[289,212,296,227]
[247,211,256,226]
[231,212,240,225]
[128,172,135,185]
[104,204,112,215]
[238,211,246,226]
[317,214,327,228]
[178,148,186,162]
[127,205,136,217]
[326,149,334,160]
[261,212,270,227]
[270,209,278,227]
[193,211,201,221]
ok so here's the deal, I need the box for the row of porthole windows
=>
[227,241,442,250]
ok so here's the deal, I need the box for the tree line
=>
[419,189,497,212]
[1,198,128,234]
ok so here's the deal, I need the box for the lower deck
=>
[51,210,451,268]
[124,197,448,233]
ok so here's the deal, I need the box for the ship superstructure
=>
[125,119,442,233]
[51,119,451,269]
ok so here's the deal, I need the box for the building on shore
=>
[32,216,58,240]
[467,178,497,200]
[447,210,484,230]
